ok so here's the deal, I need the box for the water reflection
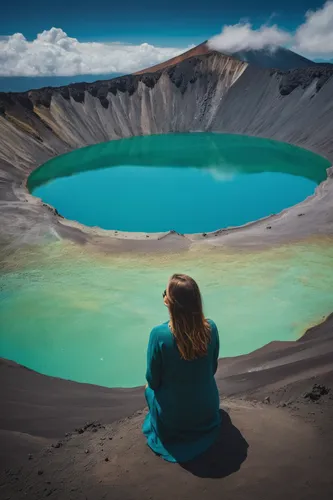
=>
[28,133,329,189]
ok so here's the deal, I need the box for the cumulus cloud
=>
[2,3,333,78]
[0,27,186,77]
[293,1,333,57]
[208,23,291,54]
[208,1,333,60]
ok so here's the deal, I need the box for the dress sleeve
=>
[145,328,162,390]
[212,322,220,374]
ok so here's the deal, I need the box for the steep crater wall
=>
[0,52,333,251]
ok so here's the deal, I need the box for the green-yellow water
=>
[1,239,333,387]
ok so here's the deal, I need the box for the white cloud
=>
[2,3,333,78]
[0,27,186,77]
[208,23,291,54]
[208,1,333,60]
[206,168,235,182]
[293,1,333,57]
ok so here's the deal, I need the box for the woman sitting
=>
[142,273,221,463]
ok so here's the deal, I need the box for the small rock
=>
[264,396,271,404]
[85,449,89,454]
[28,454,33,460]
[65,433,69,437]
[77,428,84,434]
[146,235,149,238]
[266,226,272,230]
[202,233,207,237]
[105,457,109,462]
[108,437,113,440]
[298,213,305,217]
[304,384,330,402]
[37,470,44,476]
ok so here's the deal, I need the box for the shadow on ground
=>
[180,409,249,478]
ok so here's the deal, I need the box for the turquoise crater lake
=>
[28,134,330,234]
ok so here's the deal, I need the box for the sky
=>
[1,1,333,91]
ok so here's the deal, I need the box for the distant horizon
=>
[1,1,333,92]
[0,74,123,93]
[0,43,323,94]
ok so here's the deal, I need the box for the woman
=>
[142,273,221,463]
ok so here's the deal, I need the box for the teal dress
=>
[142,319,221,463]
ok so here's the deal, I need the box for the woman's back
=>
[145,321,220,444]
[143,274,221,463]
[149,319,219,387]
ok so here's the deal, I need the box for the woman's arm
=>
[145,328,162,390]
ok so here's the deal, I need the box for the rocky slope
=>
[225,45,315,69]
[1,49,333,250]
[137,41,315,74]
[1,316,332,499]
[134,40,211,74]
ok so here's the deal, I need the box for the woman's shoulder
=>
[207,318,218,332]
[150,321,171,340]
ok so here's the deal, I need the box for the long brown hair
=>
[166,274,211,361]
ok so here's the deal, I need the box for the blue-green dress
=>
[142,319,221,463]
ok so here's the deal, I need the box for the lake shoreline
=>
[1,314,332,498]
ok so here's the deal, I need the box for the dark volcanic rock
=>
[304,384,330,402]
[167,56,206,94]
[278,67,333,96]
[59,86,70,100]
[16,94,34,111]
[28,88,54,108]
[141,73,162,89]
[0,52,331,117]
